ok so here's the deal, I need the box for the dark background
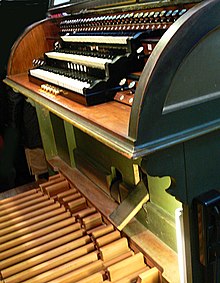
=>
[0,0,49,190]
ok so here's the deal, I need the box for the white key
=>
[61,35,131,45]
[30,69,91,94]
[45,51,113,70]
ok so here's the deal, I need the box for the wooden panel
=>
[7,19,59,75]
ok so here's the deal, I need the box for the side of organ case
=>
[4,0,220,282]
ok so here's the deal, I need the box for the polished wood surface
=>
[7,19,59,76]
[5,74,131,140]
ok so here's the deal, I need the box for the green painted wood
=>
[141,144,187,203]
[137,201,178,251]
[73,128,141,188]
[64,121,77,168]
[35,104,57,161]
[49,113,70,165]
[147,175,181,215]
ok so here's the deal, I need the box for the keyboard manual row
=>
[28,30,147,106]
[28,4,190,106]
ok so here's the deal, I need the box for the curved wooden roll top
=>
[7,18,59,76]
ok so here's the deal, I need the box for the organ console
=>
[27,7,181,106]
[3,0,220,282]
[29,28,146,105]
[27,1,193,106]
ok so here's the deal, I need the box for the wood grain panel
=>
[7,18,60,75]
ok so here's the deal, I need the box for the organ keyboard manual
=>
[27,5,187,105]
[29,30,146,105]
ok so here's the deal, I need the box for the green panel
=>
[74,128,141,188]
[136,174,181,250]
[137,202,178,251]
[147,175,181,215]
[139,145,183,250]
[141,144,187,203]
[50,113,70,165]
[64,121,76,168]
[35,105,77,169]
[35,104,57,160]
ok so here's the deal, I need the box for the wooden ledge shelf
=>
[4,74,135,158]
